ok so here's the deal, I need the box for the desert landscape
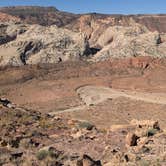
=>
[0,6,166,166]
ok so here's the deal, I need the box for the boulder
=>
[77,154,102,166]
[130,119,160,130]
[0,98,15,108]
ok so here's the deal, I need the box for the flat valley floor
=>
[0,58,166,129]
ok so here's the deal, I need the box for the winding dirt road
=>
[49,85,166,115]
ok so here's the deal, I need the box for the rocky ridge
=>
[90,24,166,61]
[0,6,78,26]
[0,22,165,66]
[0,7,165,66]
[1,7,166,33]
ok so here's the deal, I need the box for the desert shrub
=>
[146,128,157,137]
[139,159,150,166]
[36,150,49,160]
[141,146,151,153]
[19,139,30,148]
[99,128,107,134]
[39,118,52,129]
[78,121,94,130]
[155,158,161,166]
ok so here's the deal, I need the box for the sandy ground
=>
[77,85,166,105]
[0,59,166,129]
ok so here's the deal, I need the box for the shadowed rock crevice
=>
[89,47,101,55]
[84,47,101,57]
[19,41,43,65]
[0,34,17,45]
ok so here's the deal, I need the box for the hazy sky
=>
[0,0,166,14]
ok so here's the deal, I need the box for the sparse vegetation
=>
[36,150,49,160]
[78,121,94,130]
[139,159,150,166]
[147,128,158,137]
[39,117,52,129]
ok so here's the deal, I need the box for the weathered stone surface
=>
[90,24,166,61]
[0,23,27,46]
[77,154,102,166]
[130,119,160,130]
[0,24,89,66]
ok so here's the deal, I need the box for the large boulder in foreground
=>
[0,24,89,66]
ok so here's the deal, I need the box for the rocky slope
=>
[0,56,166,165]
[0,99,165,165]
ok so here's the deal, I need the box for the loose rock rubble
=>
[0,101,165,165]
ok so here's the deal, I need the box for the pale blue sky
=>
[0,0,165,14]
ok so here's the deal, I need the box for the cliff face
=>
[64,14,166,52]
[0,6,166,33]
[0,6,78,26]
[132,15,166,33]
[0,6,165,34]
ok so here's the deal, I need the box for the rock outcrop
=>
[0,23,28,45]
[90,24,166,61]
[0,22,166,66]
[0,7,165,66]
[0,24,89,66]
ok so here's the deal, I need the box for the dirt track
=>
[77,85,166,106]
[49,85,166,115]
